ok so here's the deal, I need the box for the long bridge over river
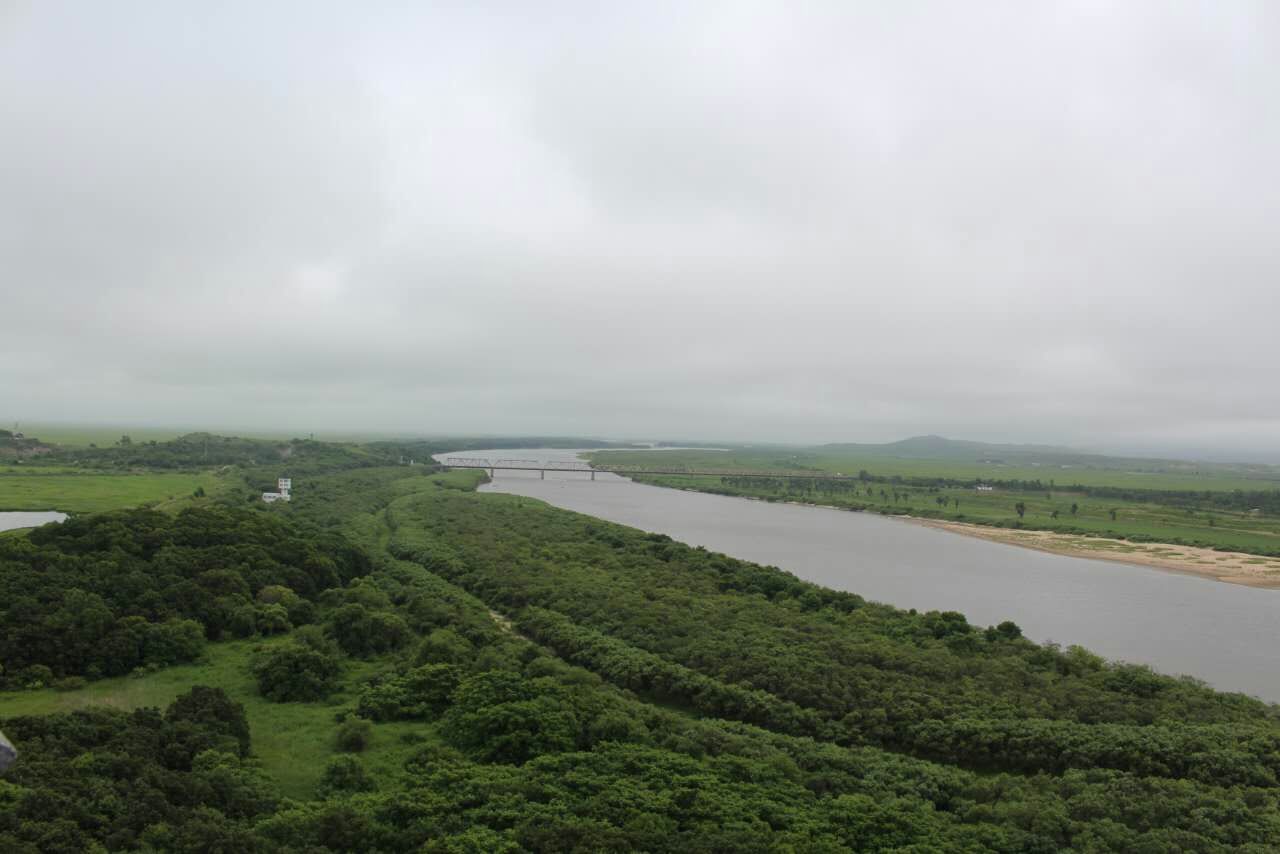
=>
[441,457,860,482]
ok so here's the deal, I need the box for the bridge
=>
[441,457,860,482]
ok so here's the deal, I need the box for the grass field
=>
[9,422,419,448]
[9,423,193,447]
[590,448,1280,491]
[0,467,226,512]
[0,636,431,799]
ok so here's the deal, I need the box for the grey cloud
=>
[3,2,1279,458]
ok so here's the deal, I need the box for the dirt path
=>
[908,518,1280,589]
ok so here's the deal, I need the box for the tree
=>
[1014,502,1026,518]
[416,628,473,666]
[328,604,412,658]
[146,619,206,666]
[317,756,376,796]
[994,620,1022,640]
[442,671,576,764]
[336,716,373,752]
[166,685,251,756]
[1070,503,1078,516]
[1109,508,1118,521]
[252,642,341,702]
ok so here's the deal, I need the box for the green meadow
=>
[0,467,226,513]
[9,424,192,447]
[0,636,430,799]
[590,447,1280,491]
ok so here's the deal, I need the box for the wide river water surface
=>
[443,449,1279,702]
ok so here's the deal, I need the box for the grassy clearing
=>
[0,468,227,512]
[0,635,430,799]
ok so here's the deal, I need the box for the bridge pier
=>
[540,470,545,480]
[489,468,494,477]
[590,471,595,481]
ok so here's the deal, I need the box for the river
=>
[0,511,67,532]
[439,449,1279,702]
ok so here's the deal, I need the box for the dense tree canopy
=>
[0,507,368,685]
[3,461,1280,851]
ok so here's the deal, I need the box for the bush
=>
[19,664,54,689]
[336,716,373,752]
[167,685,252,757]
[252,642,341,702]
[317,755,376,796]
[230,606,257,638]
[415,628,473,666]
[327,604,412,658]
[441,671,576,764]
[145,618,206,666]
[356,664,464,722]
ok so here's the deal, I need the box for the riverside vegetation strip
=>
[0,436,1279,850]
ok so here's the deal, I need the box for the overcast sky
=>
[3,2,1278,457]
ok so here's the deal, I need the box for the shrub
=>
[317,756,376,796]
[252,642,341,702]
[145,618,206,666]
[415,628,473,666]
[327,604,412,658]
[336,716,373,752]
[356,664,463,721]
[167,685,252,756]
[441,671,576,764]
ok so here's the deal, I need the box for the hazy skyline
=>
[4,3,1278,459]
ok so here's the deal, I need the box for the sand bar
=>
[909,518,1280,589]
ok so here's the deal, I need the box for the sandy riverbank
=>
[908,518,1280,589]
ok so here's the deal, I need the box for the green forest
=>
[1,439,1279,851]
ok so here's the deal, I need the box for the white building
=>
[262,477,292,503]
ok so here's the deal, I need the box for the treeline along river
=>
[442,449,1280,702]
